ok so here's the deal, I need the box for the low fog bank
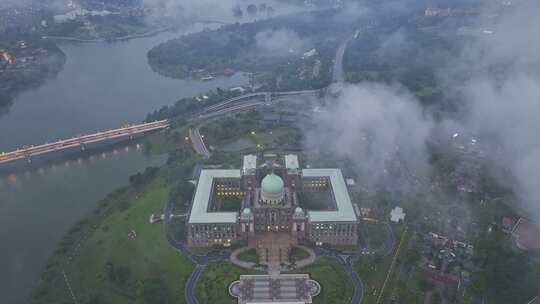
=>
[303,83,433,193]
[254,28,313,56]
[142,0,305,23]
[460,1,540,220]
[304,0,540,221]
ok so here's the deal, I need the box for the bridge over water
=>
[0,89,322,171]
[0,120,169,171]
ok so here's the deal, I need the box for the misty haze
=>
[0,0,539,304]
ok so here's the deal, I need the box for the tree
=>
[431,292,442,304]
[246,4,258,16]
[232,5,243,18]
[137,278,169,304]
[266,6,275,17]
[419,277,435,292]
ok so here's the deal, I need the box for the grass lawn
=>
[237,248,259,263]
[354,225,410,304]
[143,126,191,155]
[219,196,242,211]
[195,261,261,304]
[298,191,332,210]
[67,180,194,303]
[288,257,354,304]
[361,222,388,250]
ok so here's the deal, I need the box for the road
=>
[194,89,320,118]
[332,37,352,83]
[185,265,203,304]
[163,200,231,304]
[314,248,364,304]
[189,128,210,159]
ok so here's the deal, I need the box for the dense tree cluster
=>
[147,9,353,89]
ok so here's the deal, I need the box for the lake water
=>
[0,23,247,304]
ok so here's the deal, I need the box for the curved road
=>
[185,265,203,304]
[332,37,352,83]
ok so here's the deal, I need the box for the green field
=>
[355,225,410,304]
[65,180,194,303]
[289,257,354,304]
[195,261,261,304]
[361,222,388,250]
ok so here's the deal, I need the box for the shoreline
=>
[42,26,174,43]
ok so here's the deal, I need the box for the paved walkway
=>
[230,245,317,273]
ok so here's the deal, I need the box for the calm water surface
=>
[0,23,247,304]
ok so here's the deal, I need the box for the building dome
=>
[242,208,252,215]
[261,173,284,194]
[295,207,304,215]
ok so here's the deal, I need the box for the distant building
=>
[302,48,317,59]
[186,154,359,252]
[230,86,246,94]
[511,218,540,250]
[223,68,235,76]
[390,207,406,223]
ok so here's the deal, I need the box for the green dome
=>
[261,173,284,194]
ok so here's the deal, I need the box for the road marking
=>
[376,225,408,304]
[62,270,78,304]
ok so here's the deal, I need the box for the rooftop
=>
[302,168,358,223]
[261,173,284,194]
[285,154,299,170]
[188,169,240,224]
[243,155,258,172]
[512,218,540,250]
[390,207,406,223]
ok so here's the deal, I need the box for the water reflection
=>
[0,143,167,304]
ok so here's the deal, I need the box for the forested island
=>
[147,9,360,91]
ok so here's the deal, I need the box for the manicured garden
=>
[195,261,261,304]
[289,246,310,262]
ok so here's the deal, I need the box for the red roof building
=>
[512,218,540,250]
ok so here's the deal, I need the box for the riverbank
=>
[0,38,66,111]
[43,25,173,43]
[29,126,198,303]
[0,26,248,303]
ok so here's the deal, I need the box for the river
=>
[0,23,247,304]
